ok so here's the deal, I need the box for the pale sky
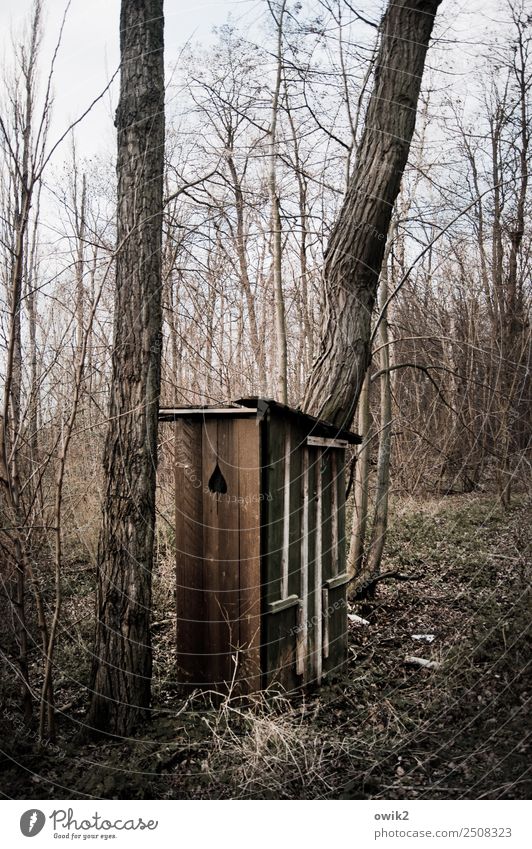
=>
[0,0,270,158]
[0,0,513,165]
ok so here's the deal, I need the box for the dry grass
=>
[1,493,530,800]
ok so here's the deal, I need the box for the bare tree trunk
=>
[366,259,393,577]
[268,0,288,403]
[226,153,264,389]
[347,372,371,592]
[88,0,165,736]
[74,171,87,355]
[285,103,313,376]
[0,1,44,724]
[5,195,31,723]
[40,271,104,741]
[302,0,441,427]
[498,9,529,507]
[26,184,42,514]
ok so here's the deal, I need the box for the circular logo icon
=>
[20,810,46,837]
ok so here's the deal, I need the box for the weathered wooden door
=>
[175,415,261,692]
[296,442,348,685]
[262,412,349,690]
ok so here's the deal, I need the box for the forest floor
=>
[1,493,530,800]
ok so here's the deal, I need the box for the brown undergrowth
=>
[1,494,530,800]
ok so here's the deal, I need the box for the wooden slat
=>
[175,419,204,686]
[264,605,299,692]
[296,446,309,677]
[320,449,333,584]
[306,436,349,448]
[306,450,317,684]
[287,422,303,599]
[236,418,261,693]
[264,413,284,605]
[324,449,349,677]
[331,451,339,576]
[203,418,240,690]
[160,407,258,418]
[215,417,240,690]
[280,424,291,599]
[322,588,329,659]
[263,413,300,690]
[314,448,323,683]
[325,571,350,590]
[202,418,222,689]
[323,584,348,676]
[337,451,347,575]
[267,594,299,614]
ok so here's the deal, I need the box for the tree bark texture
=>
[366,260,393,578]
[88,0,165,735]
[346,372,371,592]
[302,0,441,428]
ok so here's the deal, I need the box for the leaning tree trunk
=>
[303,0,441,428]
[88,0,165,736]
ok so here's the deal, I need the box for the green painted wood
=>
[262,410,280,686]
[306,448,317,684]
[323,583,348,677]
[267,594,300,614]
[295,444,309,678]
[337,452,347,575]
[288,419,303,599]
[262,413,306,690]
[321,451,333,584]
[263,411,284,605]
[324,452,348,677]
[262,604,298,691]
[325,571,350,590]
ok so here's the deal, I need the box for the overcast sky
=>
[0,0,512,164]
[0,0,271,157]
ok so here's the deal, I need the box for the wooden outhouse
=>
[159,398,361,694]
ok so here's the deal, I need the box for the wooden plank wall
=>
[175,416,261,693]
[175,408,347,695]
[263,410,349,690]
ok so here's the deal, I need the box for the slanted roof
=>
[159,397,361,445]
[236,398,361,444]
[158,403,256,420]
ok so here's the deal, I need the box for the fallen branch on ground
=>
[351,569,425,600]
